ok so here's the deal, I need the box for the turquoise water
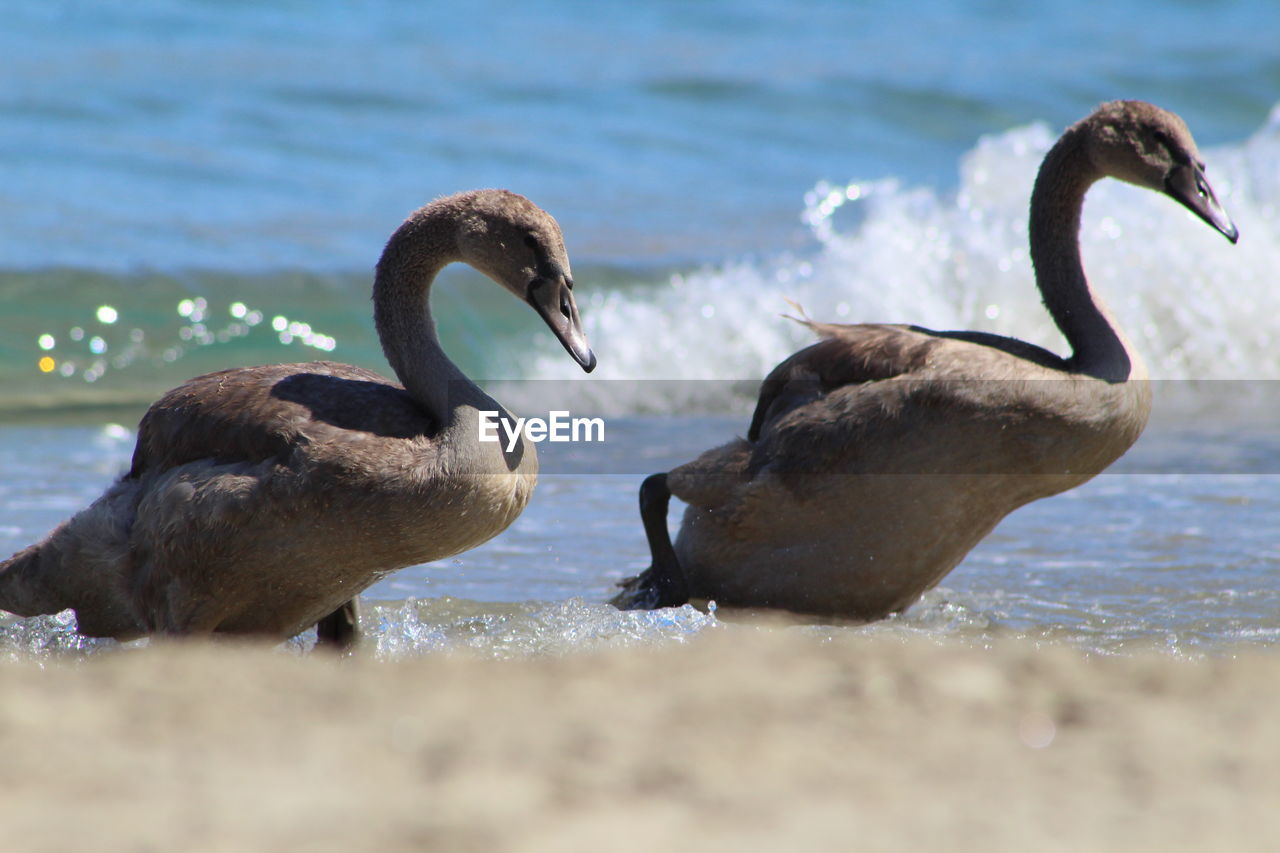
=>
[3,0,1277,268]
[2,1,1279,657]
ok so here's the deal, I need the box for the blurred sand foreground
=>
[1,630,1276,852]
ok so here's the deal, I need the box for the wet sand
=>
[1,629,1276,852]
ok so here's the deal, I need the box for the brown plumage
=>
[614,101,1238,619]
[1,189,596,646]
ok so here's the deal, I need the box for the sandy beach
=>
[2,629,1276,852]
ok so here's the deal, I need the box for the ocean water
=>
[2,0,1279,660]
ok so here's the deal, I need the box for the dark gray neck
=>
[372,208,484,424]
[1029,128,1136,382]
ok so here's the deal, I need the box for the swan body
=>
[1,189,596,643]
[615,101,1238,619]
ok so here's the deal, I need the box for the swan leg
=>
[315,598,362,651]
[611,473,690,610]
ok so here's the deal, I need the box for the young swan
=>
[615,101,1238,618]
[0,189,596,647]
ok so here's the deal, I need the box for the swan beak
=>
[527,276,597,372]
[1165,162,1239,244]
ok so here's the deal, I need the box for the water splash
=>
[0,609,119,661]
[2,584,1273,664]
[368,597,720,661]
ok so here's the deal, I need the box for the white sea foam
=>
[368,597,721,660]
[529,106,1280,409]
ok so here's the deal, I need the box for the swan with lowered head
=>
[0,189,595,647]
[614,100,1238,618]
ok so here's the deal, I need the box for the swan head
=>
[1083,100,1238,244]
[455,189,597,372]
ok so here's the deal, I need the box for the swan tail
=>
[0,540,64,618]
[781,300,846,340]
[780,298,815,328]
[0,477,146,638]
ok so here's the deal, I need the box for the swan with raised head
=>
[1,189,596,647]
[614,101,1238,618]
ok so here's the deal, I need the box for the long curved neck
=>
[371,204,535,485]
[372,208,487,425]
[1029,127,1138,382]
